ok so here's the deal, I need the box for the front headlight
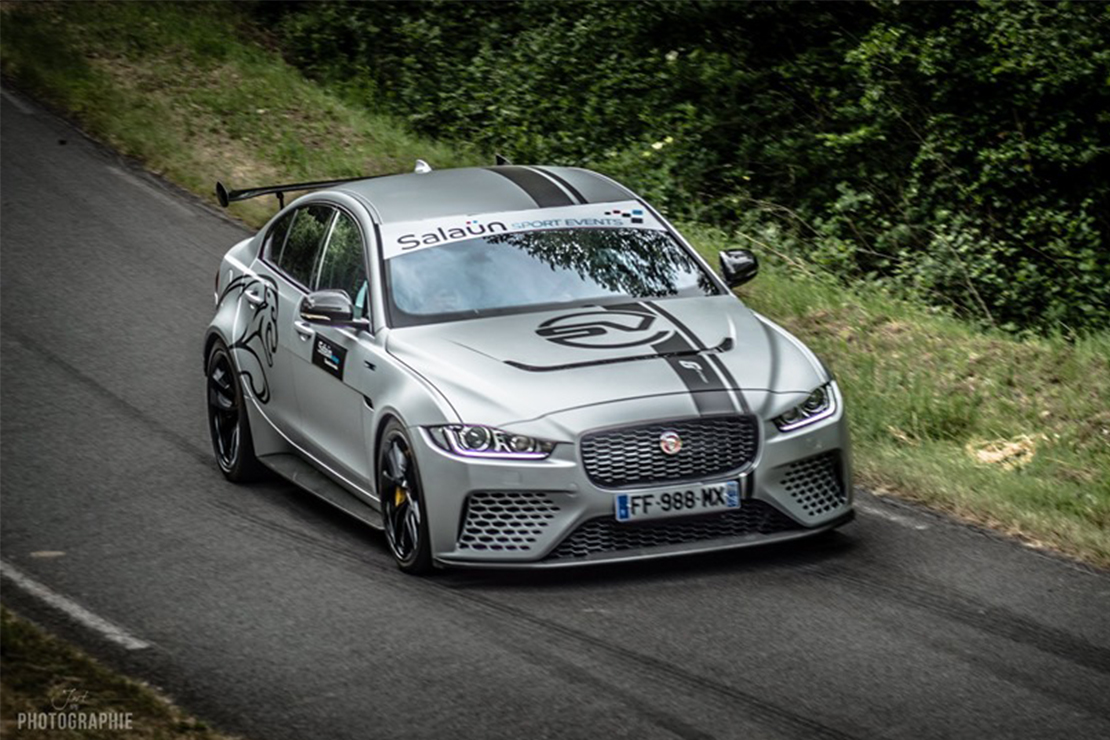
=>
[774,383,837,432]
[426,425,556,459]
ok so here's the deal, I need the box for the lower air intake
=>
[546,500,800,560]
[781,452,846,518]
[457,491,561,552]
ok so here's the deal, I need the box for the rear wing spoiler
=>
[215,176,367,209]
[215,155,513,209]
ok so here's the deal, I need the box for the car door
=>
[291,207,385,492]
[246,203,335,444]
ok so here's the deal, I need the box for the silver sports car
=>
[205,162,853,573]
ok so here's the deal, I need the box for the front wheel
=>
[206,339,264,482]
[378,420,433,574]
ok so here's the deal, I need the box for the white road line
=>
[105,165,194,216]
[857,503,930,531]
[0,560,151,651]
[1,89,35,115]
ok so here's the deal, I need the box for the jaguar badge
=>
[659,431,683,456]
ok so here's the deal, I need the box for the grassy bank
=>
[0,1,481,226]
[2,1,1107,568]
[0,608,238,739]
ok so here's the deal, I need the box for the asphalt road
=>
[2,89,1109,740]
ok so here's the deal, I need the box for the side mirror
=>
[719,249,759,288]
[301,290,369,329]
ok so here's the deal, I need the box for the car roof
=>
[332,165,637,224]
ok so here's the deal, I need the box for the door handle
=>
[244,289,264,306]
[294,320,315,341]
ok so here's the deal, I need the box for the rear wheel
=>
[206,340,264,482]
[378,420,433,574]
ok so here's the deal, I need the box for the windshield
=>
[384,228,720,327]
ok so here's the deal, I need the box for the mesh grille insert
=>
[580,415,759,489]
[457,491,561,552]
[546,500,800,560]
[782,452,845,518]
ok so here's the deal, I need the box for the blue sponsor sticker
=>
[616,494,631,522]
[726,480,740,507]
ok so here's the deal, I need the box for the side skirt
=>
[258,453,383,530]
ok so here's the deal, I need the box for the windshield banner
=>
[379,200,666,260]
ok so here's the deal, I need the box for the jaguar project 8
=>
[205,162,853,573]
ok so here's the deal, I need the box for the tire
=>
[206,339,264,482]
[378,419,433,574]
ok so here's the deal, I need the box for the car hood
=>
[386,295,825,426]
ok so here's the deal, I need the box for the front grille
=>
[546,501,800,561]
[580,415,758,488]
[457,491,561,552]
[781,452,846,518]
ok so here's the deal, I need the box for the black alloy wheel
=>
[379,420,433,574]
[206,340,263,482]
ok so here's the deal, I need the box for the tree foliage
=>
[262,0,1110,333]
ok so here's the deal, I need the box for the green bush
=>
[264,0,1110,333]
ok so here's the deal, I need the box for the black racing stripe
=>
[705,354,751,413]
[647,300,751,413]
[601,303,734,416]
[532,167,587,204]
[646,300,705,350]
[652,335,735,415]
[599,301,654,315]
[484,166,574,208]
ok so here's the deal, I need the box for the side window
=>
[262,210,294,262]
[274,205,333,288]
[316,212,369,317]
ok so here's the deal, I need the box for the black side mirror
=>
[719,249,759,288]
[301,290,369,329]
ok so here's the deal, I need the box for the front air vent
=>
[546,501,800,560]
[457,491,561,552]
[781,452,846,518]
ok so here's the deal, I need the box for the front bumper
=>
[411,387,853,569]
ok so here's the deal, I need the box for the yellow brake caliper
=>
[395,486,407,507]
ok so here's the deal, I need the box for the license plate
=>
[615,480,741,523]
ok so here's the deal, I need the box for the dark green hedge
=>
[259,0,1110,333]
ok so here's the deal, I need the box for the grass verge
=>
[2,1,1107,568]
[1,607,238,739]
[0,1,482,226]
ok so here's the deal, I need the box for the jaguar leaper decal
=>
[219,274,279,404]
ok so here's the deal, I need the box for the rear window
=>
[262,211,294,262]
[274,205,334,288]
